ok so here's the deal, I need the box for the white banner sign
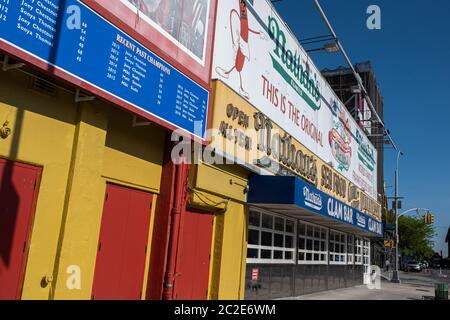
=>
[212,0,378,199]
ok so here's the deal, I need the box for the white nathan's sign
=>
[212,0,378,199]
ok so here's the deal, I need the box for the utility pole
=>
[391,207,433,283]
[391,151,403,283]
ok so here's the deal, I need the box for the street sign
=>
[384,240,394,248]
[252,268,259,281]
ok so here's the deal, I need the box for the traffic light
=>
[423,212,435,225]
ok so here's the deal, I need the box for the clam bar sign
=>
[248,175,383,237]
[305,183,382,236]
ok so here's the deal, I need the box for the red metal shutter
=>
[0,159,41,300]
[92,184,152,300]
[173,210,214,300]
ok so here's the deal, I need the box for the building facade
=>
[0,0,227,300]
[209,0,383,299]
[0,0,383,301]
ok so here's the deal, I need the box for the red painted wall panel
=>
[92,184,152,300]
[0,159,41,300]
[146,138,175,300]
[174,210,213,300]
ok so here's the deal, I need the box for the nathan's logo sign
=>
[267,15,322,111]
[303,186,322,210]
[356,212,367,228]
[254,112,318,185]
[329,102,352,172]
[356,131,376,172]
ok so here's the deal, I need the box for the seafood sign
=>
[329,102,353,172]
[212,0,378,199]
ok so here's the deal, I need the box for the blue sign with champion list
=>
[0,0,208,139]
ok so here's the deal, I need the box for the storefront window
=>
[262,213,273,229]
[329,230,347,264]
[247,210,296,264]
[355,237,363,265]
[247,209,371,268]
[347,235,354,264]
[298,222,328,264]
[249,211,260,227]
[363,238,371,272]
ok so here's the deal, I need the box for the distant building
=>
[446,227,450,259]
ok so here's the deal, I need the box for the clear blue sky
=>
[272,0,450,257]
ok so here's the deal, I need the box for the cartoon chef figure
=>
[215,0,266,100]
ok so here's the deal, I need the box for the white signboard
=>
[122,0,211,64]
[359,99,373,135]
[212,0,378,199]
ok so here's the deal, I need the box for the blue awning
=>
[248,175,383,238]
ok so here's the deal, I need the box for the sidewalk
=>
[281,280,436,300]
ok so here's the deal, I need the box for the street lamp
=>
[391,150,404,283]
[306,42,339,53]
[391,207,432,283]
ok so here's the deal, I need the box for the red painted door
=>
[0,159,41,300]
[174,210,213,300]
[92,184,152,300]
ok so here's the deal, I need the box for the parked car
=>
[405,261,422,272]
[430,261,442,268]
[442,259,450,269]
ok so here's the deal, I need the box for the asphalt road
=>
[283,280,436,300]
[281,269,450,300]
[395,269,450,286]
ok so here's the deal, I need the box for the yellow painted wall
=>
[216,200,247,299]
[0,70,77,300]
[51,101,109,300]
[188,162,248,300]
[0,70,165,299]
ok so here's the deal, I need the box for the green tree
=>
[382,208,396,224]
[398,216,435,260]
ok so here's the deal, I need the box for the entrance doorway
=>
[92,184,153,300]
[173,210,213,300]
[0,158,41,300]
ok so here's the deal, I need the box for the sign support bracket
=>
[2,56,25,71]
[132,115,152,127]
[75,89,95,103]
